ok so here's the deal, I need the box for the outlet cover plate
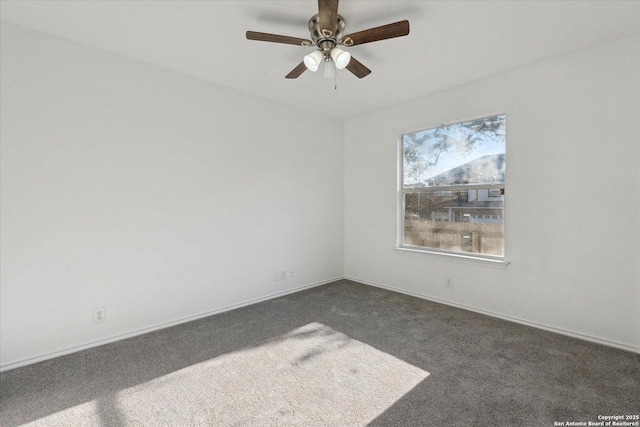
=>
[93,307,106,324]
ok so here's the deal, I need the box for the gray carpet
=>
[1,279,638,426]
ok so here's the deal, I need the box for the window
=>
[400,114,506,259]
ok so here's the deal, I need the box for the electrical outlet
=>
[445,278,453,289]
[93,307,106,324]
[275,270,286,281]
[288,268,295,279]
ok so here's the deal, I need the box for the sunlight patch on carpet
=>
[27,322,430,426]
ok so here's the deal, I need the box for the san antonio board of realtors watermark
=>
[554,415,640,426]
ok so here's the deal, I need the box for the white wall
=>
[2,22,638,371]
[0,23,344,369]
[344,35,640,352]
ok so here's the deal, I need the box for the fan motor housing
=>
[308,14,346,50]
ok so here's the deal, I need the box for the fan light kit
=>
[246,0,410,81]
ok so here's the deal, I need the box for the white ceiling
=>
[1,1,639,120]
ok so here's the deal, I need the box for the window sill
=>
[394,246,510,269]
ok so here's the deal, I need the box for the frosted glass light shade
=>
[323,60,336,79]
[303,50,324,72]
[330,48,351,69]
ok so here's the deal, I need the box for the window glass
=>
[401,115,505,258]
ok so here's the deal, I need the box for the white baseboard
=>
[4,275,636,372]
[345,276,640,355]
[0,277,342,372]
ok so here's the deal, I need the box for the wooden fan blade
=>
[318,0,339,37]
[246,31,312,46]
[285,62,307,79]
[342,20,410,46]
[345,56,371,79]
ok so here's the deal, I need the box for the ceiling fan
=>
[246,0,410,79]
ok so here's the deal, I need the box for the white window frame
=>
[396,114,509,267]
